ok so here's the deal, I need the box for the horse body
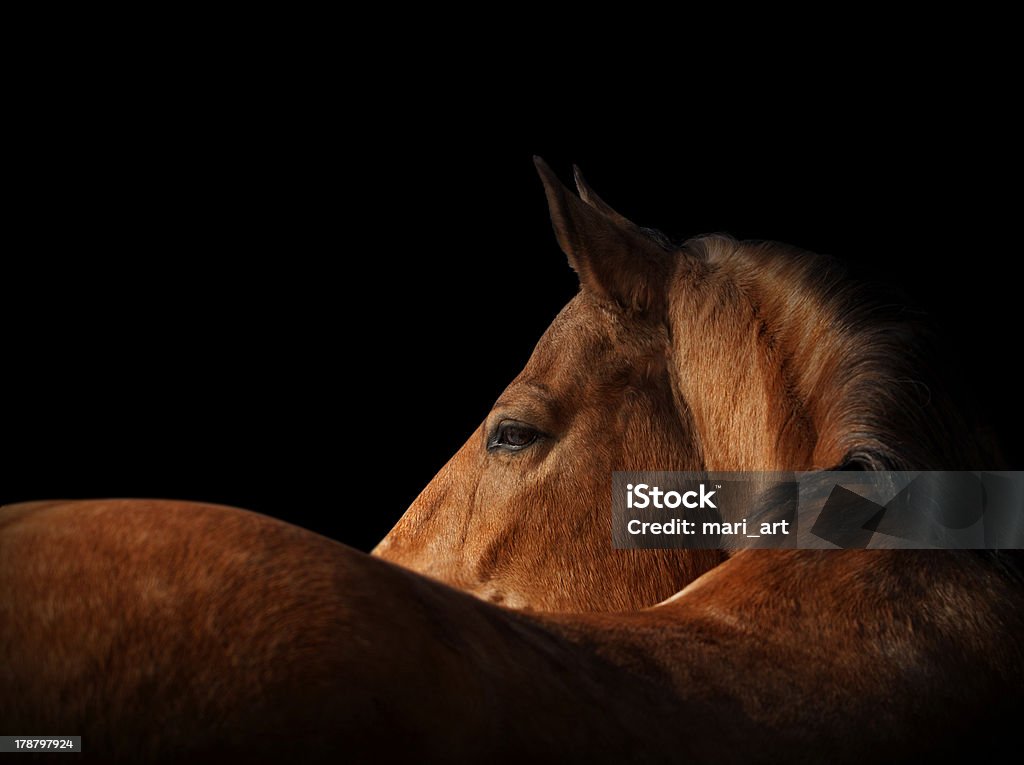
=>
[2,500,752,763]
[2,159,1021,761]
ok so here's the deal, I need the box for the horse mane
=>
[676,233,998,472]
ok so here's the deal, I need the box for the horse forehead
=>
[527,297,627,367]
[517,296,655,392]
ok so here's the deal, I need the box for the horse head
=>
[374,158,979,611]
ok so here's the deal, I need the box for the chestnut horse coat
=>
[1,159,1021,763]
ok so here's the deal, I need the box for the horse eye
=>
[490,422,540,451]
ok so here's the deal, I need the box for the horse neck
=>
[666,237,990,473]
[665,257,821,472]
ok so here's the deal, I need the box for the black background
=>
[4,81,1019,552]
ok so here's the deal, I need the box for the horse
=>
[1,158,1021,763]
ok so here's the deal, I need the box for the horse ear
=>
[534,157,671,316]
[572,165,632,226]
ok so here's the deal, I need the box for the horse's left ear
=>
[534,157,672,317]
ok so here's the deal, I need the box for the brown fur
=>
[1,159,1020,762]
